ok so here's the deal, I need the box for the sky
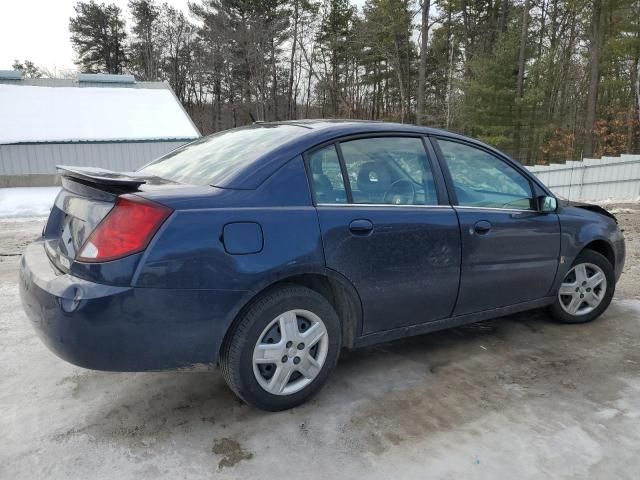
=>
[0,0,370,74]
[0,0,190,73]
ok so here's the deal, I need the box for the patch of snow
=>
[0,187,60,218]
[609,208,636,214]
[593,197,640,205]
[0,84,200,144]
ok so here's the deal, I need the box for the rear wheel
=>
[549,250,615,324]
[220,285,341,411]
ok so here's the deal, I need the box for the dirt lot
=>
[1,204,640,479]
[610,204,640,298]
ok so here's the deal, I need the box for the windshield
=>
[139,124,308,186]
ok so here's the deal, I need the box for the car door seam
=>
[450,206,464,319]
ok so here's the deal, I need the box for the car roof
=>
[204,120,505,189]
[254,119,447,134]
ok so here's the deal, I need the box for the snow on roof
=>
[0,84,200,144]
[77,73,135,84]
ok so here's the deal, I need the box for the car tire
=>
[220,285,342,411]
[548,249,615,324]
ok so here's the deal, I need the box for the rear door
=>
[307,135,461,335]
[431,137,560,316]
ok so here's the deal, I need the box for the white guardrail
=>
[526,154,640,202]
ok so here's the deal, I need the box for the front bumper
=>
[19,241,249,371]
[613,233,625,282]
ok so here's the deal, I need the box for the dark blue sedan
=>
[19,120,625,410]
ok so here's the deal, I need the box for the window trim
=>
[304,143,351,204]
[429,136,537,211]
[315,203,455,210]
[303,133,448,207]
[334,142,354,203]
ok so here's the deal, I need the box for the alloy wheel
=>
[558,262,607,316]
[252,309,329,396]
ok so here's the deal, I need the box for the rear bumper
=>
[19,241,249,371]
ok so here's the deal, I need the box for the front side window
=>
[339,137,438,205]
[437,139,534,210]
[308,145,347,204]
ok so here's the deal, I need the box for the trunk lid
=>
[44,166,166,272]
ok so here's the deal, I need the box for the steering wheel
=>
[383,179,416,205]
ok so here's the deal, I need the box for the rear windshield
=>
[139,125,308,186]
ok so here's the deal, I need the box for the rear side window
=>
[437,139,534,210]
[308,145,347,204]
[139,125,308,186]
[339,137,438,205]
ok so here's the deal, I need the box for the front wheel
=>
[549,250,615,324]
[220,285,341,411]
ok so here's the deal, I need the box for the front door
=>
[433,137,561,316]
[307,136,461,335]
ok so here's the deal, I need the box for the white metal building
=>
[527,154,640,202]
[0,72,200,186]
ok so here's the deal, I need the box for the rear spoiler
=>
[57,165,147,189]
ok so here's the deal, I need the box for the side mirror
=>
[538,195,557,213]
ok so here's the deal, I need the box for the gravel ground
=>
[607,204,640,298]
[1,204,640,479]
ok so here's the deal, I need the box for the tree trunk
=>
[513,0,530,162]
[305,51,314,118]
[287,0,300,119]
[271,39,278,121]
[630,46,640,153]
[445,6,454,130]
[332,47,338,115]
[416,0,430,125]
[584,0,603,158]
[497,0,510,33]
[215,76,222,131]
[446,38,454,129]
[393,40,406,123]
[376,63,382,119]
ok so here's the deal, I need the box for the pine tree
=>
[69,1,128,74]
[11,60,43,78]
[62,0,640,158]
[416,0,430,125]
[129,0,161,81]
[583,0,604,158]
[461,27,520,151]
[316,0,356,116]
[360,0,416,122]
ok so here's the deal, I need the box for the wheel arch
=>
[581,238,615,267]
[219,268,363,360]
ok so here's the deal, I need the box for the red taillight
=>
[77,195,172,263]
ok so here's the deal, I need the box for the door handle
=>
[473,220,492,235]
[349,219,374,235]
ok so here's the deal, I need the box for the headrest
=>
[357,161,392,193]
[313,173,335,201]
